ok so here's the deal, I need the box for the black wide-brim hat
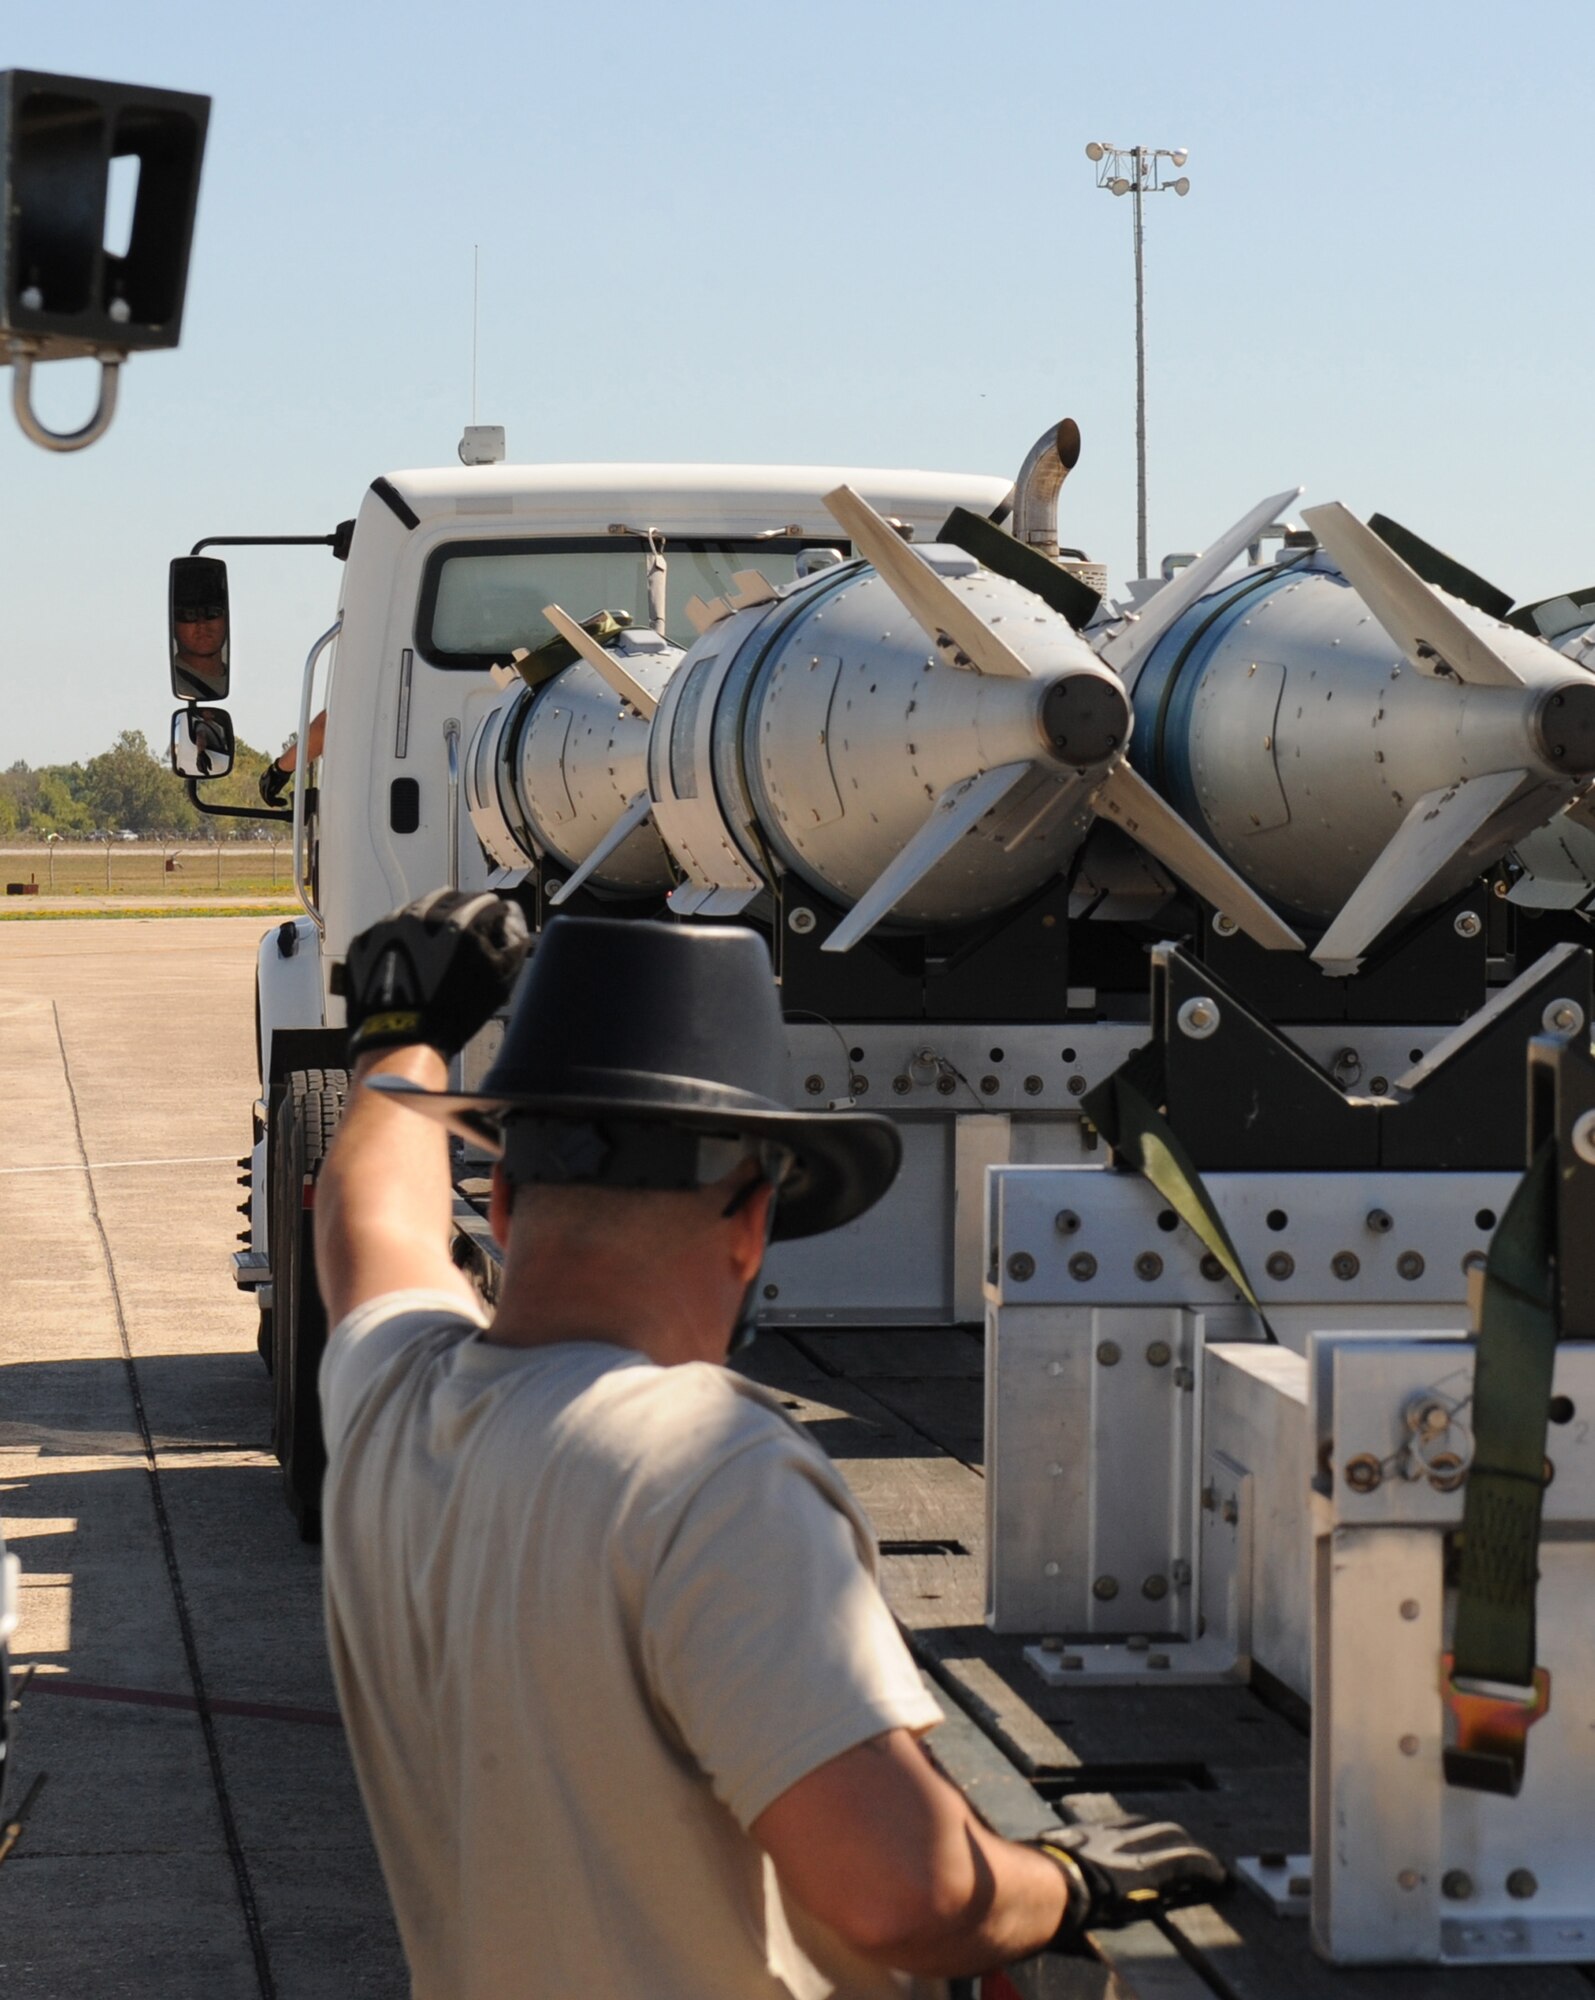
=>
[371,915,903,1240]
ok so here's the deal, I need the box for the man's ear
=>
[727,1179,776,1281]
[489,1162,514,1249]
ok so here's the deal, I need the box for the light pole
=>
[1086,142,1190,580]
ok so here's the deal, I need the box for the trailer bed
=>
[736,1324,1594,2000]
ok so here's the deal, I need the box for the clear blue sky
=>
[3,0,1592,766]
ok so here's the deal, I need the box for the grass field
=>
[0,842,295,901]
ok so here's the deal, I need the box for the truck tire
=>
[269,1067,348,1540]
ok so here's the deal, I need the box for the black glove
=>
[339,890,530,1060]
[1034,1818,1226,1942]
[259,761,291,808]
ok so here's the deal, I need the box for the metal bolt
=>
[1332,1250,1361,1281]
[1007,1252,1036,1283]
[980,1075,1000,1095]
[1199,1253,1225,1282]
[1061,1654,1084,1670]
[1266,1251,1295,1280]
[1173,1365,1194,1390]
[1442,1870,1474,1902]
[1148,1653,1171,1670]
[1201,1483,1218,1511]
[1454,910,1483,939]
[1400,1599,1421,1621]
[1506,1869,1539,1900]
[804,1073,825,1095]
[1096,1340,1121,1366]
[1136,1253,1164,1283]
[1366,1208,1393,1234]
[1093,1575,1119,1601]
[762,1283,779,1299]
[1069,1251,1098,1282]
[936,1074,956,1095]
[1023,1074,1043,1095]
[787,906,818,934]
[1212,912,1238,937]
[892,1075,911,1094]
[1125,1633,1149,1651]
[1288,1874,1312,1898]
[1142,1574,1168,1601]
[1544,998,1586,1039]
[1369,1076,1389,1095]
[1397,1250,1425,1281]
[1066,1072,1087,1097]
[1573,1110,1595,1166]
[1054,1209,1081,1236]
[849,1074,868,1096]
[1044,1561,1059,1577]
[1040,1635,1064,1653]
[1171,1558,1192,1585]
[1345,1453,1382,1493]
[1177,995,1221,1039]
[1399,1734,1420,1757]
[1222,1497,1239,1524]
[1145,1339,1172,1366]
[1332,1047,1362,1087]
[1398,1870,1420,1892]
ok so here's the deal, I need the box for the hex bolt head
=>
[1332,1250,1361,1281]
[1365,1208,1393,1234]
[1135,1252,1164,1283]
[1148,1653,1171,1670]
[1023,1073,1043,1095]
[1006,1252,1036,1283]
[1092,1575,1119,1601]
[1442,1870,1474,1902]
[1069,1251,1098,1282]
[1066,1072,1087,1097]
[1543,998,1586,1039]
[1212,912,1239,937]
[1173,1365,1195,1390]
[1145,1339,1172,1366]
[1454,910,1483,939]
[1096,1340,1122,1366]
[935,1074,956,1096]
[804,1073,826,1096]
[1506,1869,1539,1900]
[1266,1251,1295,1281]
[1055,1209,1081,1235]
[1142,1574,1169,1601]
[980,1075,1000,1095]
[1125,1633,1149,1651]
[1397,1250,1425,1281]
[1040,1634,1064,1653]
[1177,995,1221,1039]
[892,1075,911,1094]
[1288,1874,1312,1898]
[849,1074,868,1096]
[787,906,818,934]
[762,1283,779,1300]
[1345,1453,1383,1493]
[1199,1253,1225,1282]
[1573,1110,1595,1166]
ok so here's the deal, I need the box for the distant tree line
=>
[0,729,278,838]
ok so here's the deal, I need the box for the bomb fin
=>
[546,789,655,906]
[1301,503,1526,689]
[823,485,1032,678]
[822,762,1036,953]
[1092,761,1305,952]
[1310,769,1530,971]
[541,604,660,718]
[1098,488,1304,688]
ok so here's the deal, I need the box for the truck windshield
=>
[417,535,845,669]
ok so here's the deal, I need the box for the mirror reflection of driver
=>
[173,595,228,699]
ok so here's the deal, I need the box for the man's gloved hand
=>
[338,890,530,1061]
[259,761,291,808]
[1035,1818,1226,1942]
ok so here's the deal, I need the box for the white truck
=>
[170,449,1014,1532]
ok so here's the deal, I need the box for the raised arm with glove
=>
[336,888,531,1060]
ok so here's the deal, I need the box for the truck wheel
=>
[269,1067,348,1540]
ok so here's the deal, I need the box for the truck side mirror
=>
[171,703,234,780]
[169,553,230,700]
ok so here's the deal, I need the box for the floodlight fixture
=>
[1110,177,1130,196]
[1170,147,1189,167]
[1172,176,1190,196]
[1085,141,1105,161]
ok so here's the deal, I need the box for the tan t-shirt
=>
[320,1291,946,2000]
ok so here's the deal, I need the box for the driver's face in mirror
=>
[169,556,230,700]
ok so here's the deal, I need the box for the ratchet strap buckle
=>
[1441,1653,1551,1797]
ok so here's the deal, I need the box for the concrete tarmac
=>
[0,919,403,1998]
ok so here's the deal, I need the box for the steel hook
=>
[7,342,123,452]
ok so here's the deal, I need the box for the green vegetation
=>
[0,729,278,839]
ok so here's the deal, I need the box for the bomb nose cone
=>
[1533,682,1595,774]
[1038,670,1131,769]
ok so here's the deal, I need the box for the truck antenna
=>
[471,244,479,425]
